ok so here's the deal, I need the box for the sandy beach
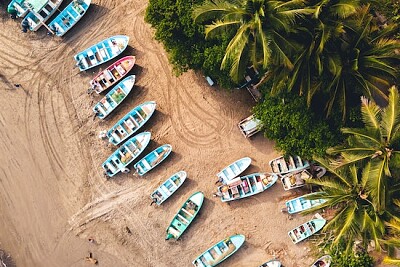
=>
[0,1,328,266]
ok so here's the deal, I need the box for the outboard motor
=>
[21,19,29,33]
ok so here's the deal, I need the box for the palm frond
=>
[381,86,400,142]
[204,20,241,39]
[192,0,245,22]
[367,159,387,212]
[360,96,380,129]
[383,256,400,266]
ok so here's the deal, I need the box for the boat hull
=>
[288,218,326,244]
[134,144,172,176]
[285,193,327,214]
[217,157,251,183]
[151,171,187,205]
[260,259,282,267]
[311,255,332,267]
[269,155,310,175]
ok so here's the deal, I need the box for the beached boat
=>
[22,0,63,31]
[238,115,261,138]
[102,132,151,178]
[192,234,245,267]
[88,56,136,94]
[106,101,156,146]
[217,173,278,202]
[47,0,91,37]
[165,191,204,240]
[74,35,129,71]
[269,155,310,175]
[8,0,29,17]
[311,255,332,267]
[134,144,172,176]
[259,259,282,267]
[285,193,327,214]
[281,170,312,190]
[151,171,187,205]
[288,217,326,244]
[216,157,251,183]
[93,75,135,119]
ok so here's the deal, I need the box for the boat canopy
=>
[27,0,47,12]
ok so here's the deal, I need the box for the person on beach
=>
[21,19,29,33]
[7,5,18,19]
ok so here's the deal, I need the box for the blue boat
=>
[285,192,327,214]
[102,132,151,178]
[107,101,157,146]
[93,75,135,119]
[216,157,251,183]
[134,144,172,176]
[48,0,91,37]
[151,171,187,205]
[217,173,278,202]
[192,234,245,267]
[288,217,326,244]
[165,191,204,240]
[74,35,129,71]
[260,259,281,267]
[22,0,63,31]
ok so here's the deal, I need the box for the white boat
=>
[269,155,310,175]
[285,192,327,214]
[311,255,332,267]
[281,170,313,190]
[150,171,187,205]
[22,0,64,31]
[288,216,326,244]
[238,114,261,138]
[216,157,251,183]
[259,259,281,267]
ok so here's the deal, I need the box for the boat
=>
[238,115,261,138]
[88,56,136,94]
[192,234,245,267]
[281,170,313,190]
[269,155,310,175]
[216,157,251,183]
[217,173,278,202]
[74,35,129,71]
[285,193,327,214]
[8,0,29,17]
[259,259,282,267]
[47,0,91,37]
[92,75,135,119]
[102,132,151,178]
[106,101,157,146]
[311,255,332,267]
[165,191,204,240]
[151,171,187,205]
[134,144,172,176]
[22,0,63,31]
[288,217,326,244]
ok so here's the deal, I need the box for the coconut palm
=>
[327,86,400,211]
[193,0,313,82]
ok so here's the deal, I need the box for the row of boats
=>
[9,0,91,36]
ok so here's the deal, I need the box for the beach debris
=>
[85,252,98,265]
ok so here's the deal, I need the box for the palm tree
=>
[193,0,313,82]
[327,86,400,212]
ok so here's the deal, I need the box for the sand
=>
[0,1,324,266]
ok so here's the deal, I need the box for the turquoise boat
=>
[151,171,187,205]
[22,0,63,31]
[102,132,151,178]
[269,155,310,175]
[74,35,129,71]
[192,234,245,267]
[288,218,326,244]
[48,0,91,37]
[107,101,157,146]
[8,0,29,17]
[217,173,278,202]
[93,75,135,119]
[311,255,332,267]
[216,157,251,183]
[134,144,172,176]
[165,191,203,240]
[260,259,281,267]
[285,192,327,214]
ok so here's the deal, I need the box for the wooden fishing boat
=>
[151,171,187,205]
[288,218,326,244]
[106,101,156,146]
[102,132,151,178]
[311,255,332,267]
[22,0,63,31]
[269,155,310,175]
[217,173,278,202]
[74,35,129,71]
[93,75,135,119]
[285,193,327,214]
[192,234,245,267]
[281,170,312,191]
[216,157,251,183]
[165,191,204,240]
[134,144,172,176]
[47,0,91,37]
[8,0,29,17]
[259,259,282,267]
[88,56,136,94]
[238,115,261,138]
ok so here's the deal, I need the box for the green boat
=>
[192,234,245,266]
[165,191,204,240]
